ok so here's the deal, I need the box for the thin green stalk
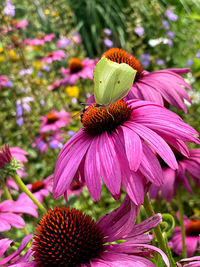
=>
[143,194,175,267]
[12,173,47,214]
[1,181,13,200]
[177,186,187,258]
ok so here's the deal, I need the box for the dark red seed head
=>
[186,219,200,237]
[32,207,104,267]
[81,100,132,136]
[68,58,84,74]
[31,181,45,193]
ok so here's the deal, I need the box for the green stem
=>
[1,181,13,200]
[177,186,187,258]
[143,194,175,267]
[12,173,47,214]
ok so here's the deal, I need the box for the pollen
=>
[81,100,132,136]
[186,219,200,237]
[103,48,143,79]
[32,207,104,266]
[68,58,84,74]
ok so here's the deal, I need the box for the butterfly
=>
[93,56,137,107]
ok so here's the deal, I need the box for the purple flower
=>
[0,199,37,232]
[67,130,76,137]
[196,49,200,59]
[166,10,178,21]
[1,197,170,266]
[134,27,145,36]
[162,20,170,30]
[156,59,165,65]
[167,39,173,46]
[169,215,200,257]
[56,37,70,48]
[104,28,112,36]
[16,117,23,126]
[40,110,71,133]
[16,100,23,116]
[104,38,113,48]
[167,31,175,38]
[187,58,193,67]
[53,98,199,204]
[3,0,15,16]
[141,53,150,67]
[42,65,50,72]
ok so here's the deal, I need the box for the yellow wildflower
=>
[44,9,50,15]
[65,86,79,98]
[0,55,5,62]
[0,47,3,53]
[34,60,41,70]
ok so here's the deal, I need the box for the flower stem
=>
[143,194,175,267]
[177,186,187,258]
[12,173,47,214]
[1,181,13,200]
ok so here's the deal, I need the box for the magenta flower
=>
[18,175,53,205]
[67,180,84,197]
[40,110,71,133]
[0,143,12,169]
[60,57,97,85]
[1,196,169,266]
[53,99,199,204]
[169,215,200,257]
[150,148,200,201]
[0,234,33,266]
[16,19,28,29]
[33,131,64,153]
[103,48,192,112]
[40,50,66,64]
[177,256,200,267]
[0,75,12,89]
[0,198,38,232]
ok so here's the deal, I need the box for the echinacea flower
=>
[40,110,71,133]
[67,180,84,197]
[40,50,66,64]
[102,48,192,112]
[0,234,33,266]
[177,256,200,267]
[18,175,53,205]
[60,57,97,85]
[1,196,169,266]
[33,131,64,154]
[53,99,199,204]
[169,215,200,257]
[0,198,38,232]
[149,148,200,201]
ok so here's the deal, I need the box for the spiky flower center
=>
[46,112,59,124]
[71,180,82,191]
[103,48,143,79]
[186,220,200,237]
[81,100,132,136]
[31,181,45,193]
[32,207,104,267]
[68,58,83,73]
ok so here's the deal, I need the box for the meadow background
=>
[0,0,200,262]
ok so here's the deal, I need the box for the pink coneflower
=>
[40,110,70,133]
[177,256,200,267]
[0,198,38,232]
[0,234,33,266]
[169,215,200,257]
[18,175,53,205]
[53,99,199,204]
[103,48,192,112]
[67,180,84,197]
[33,131,64,153]
[149,148,200,201]
[0,196,169,266]
[60,57,97,85]
[40,50,66,64]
